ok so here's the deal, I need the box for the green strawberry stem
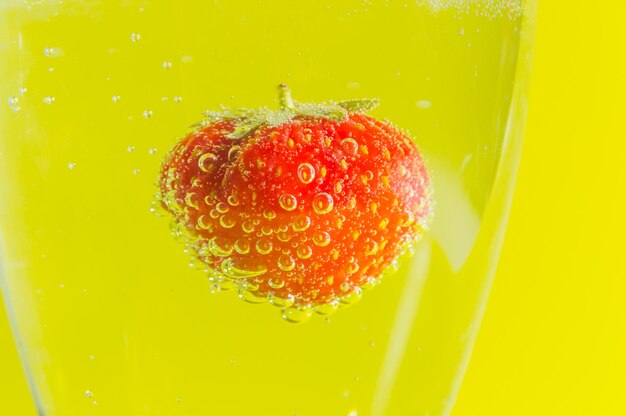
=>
[277,83,379,116]
[278,84,296,110]
[197,85,380,138]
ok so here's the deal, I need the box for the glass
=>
[0,1,536,415]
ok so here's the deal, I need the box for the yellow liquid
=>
[0,1,532,415]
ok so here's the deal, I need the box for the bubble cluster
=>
[415,0,524,19]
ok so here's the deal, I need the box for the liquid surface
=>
[0,1,526,415]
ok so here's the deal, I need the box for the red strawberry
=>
[157,85,432,322]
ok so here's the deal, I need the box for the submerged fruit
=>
[157,85,432,322]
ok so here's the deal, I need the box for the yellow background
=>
[1,1,625,414]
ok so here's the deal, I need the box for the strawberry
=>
[157,85,432,322]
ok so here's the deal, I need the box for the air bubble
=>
[148,147,158,155]
[208,237,233,257]
[362,276,378,290]
[314,300,339,316]
[400,211,415,226]
[278,194,298,211]
[43,96,55,105]
[185,193,200,210]
[242,220,255,233]
[364,239,379,256]
[281,306,313,323]
[43,47,63,57]
[263,209,276,220]
[68,162,76,170]
[209,283,221,294]
[8,96,18,107]
[278,255,296,271]
[133,169,140,175]
[238,287,268,304]
[162,61,173,69]
[215,202,229,213]
[19,87,27,96]
[341,138,359,155]
[346,261,360,275]
[340,282,351,293]
[277,231,291,242]
[127,145,135,152]
[84,390,93,399]
[292,215,311,232]
[227,146,241,162]
[164,190,183,215]
[198,153,217,172]
[297,163,315,184]
[112,95,121,102]
[130,33,141,42]
[340,287,362,305]
[227,195,239,206]
[219,214,236,229]
[234,239,250,254]
[417,100,432,109]
[313,193,334,215]
[197,215,211,230]
[312,231,331,247]
[221,258,267,279]
[269,278,285,289]
[296,245,312,259]
[269,293,295,308]
[173,96,183,103]
[256,238,272,255]
[143,109,153,119]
